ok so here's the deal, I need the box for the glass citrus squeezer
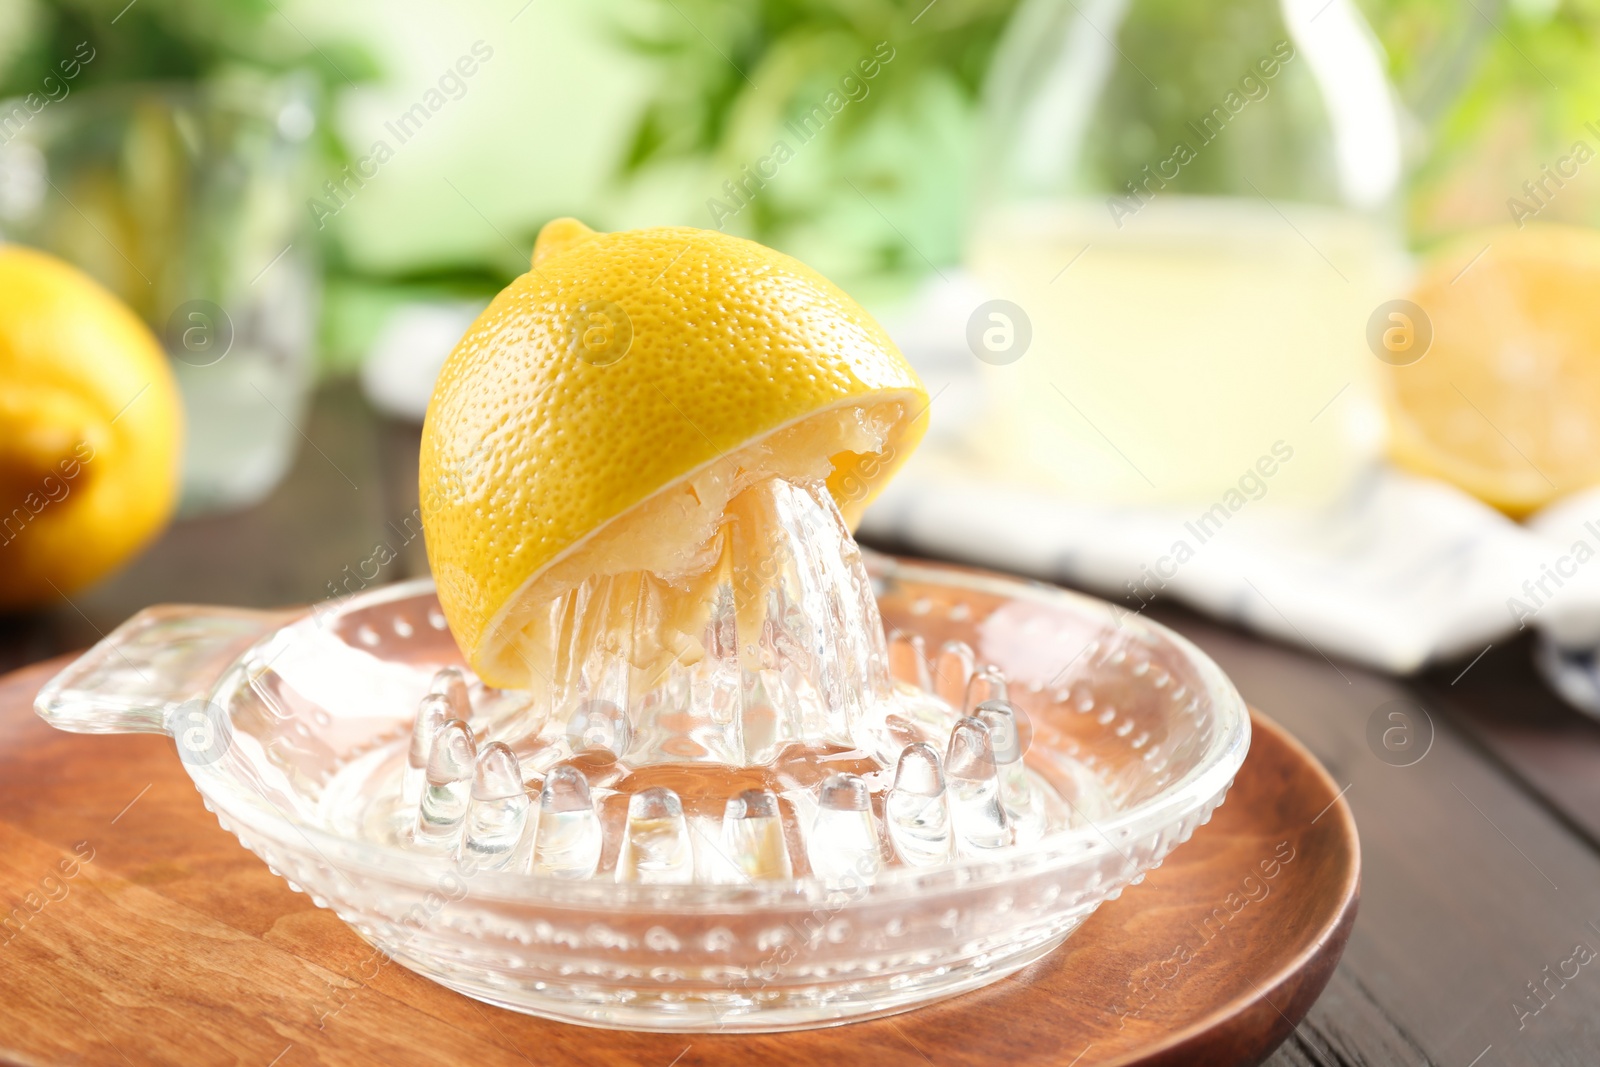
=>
[35,224,1250,1032]
[36,536,1247,1030]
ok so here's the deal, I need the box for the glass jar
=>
[969,0,1407,507]
[0,76,319,515]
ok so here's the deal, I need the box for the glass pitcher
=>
[969,0,1407,507]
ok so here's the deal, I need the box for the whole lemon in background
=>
[420,219,928,688]
[1387,225,1600,516]
[0,245,183,608]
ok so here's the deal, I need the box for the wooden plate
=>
[0,656,1356,1066]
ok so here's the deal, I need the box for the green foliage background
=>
[613,0,1600,265]
[2,0,1599,363]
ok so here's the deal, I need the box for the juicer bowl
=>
[35,554,1249,1032]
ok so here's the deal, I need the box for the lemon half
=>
[420,220,927,687]
[1388,225,1600,515]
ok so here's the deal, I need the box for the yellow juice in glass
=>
[967,195,1404,507]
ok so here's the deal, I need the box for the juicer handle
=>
[34,604,293,735]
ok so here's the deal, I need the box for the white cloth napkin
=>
[864,274,1600,711]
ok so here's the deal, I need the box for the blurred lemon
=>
[0,245,182,608]
[420,219,927,687]
[1387,225,1600,516]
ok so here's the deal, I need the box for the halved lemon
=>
[420,220,928,688]
[1387,224,1600,515]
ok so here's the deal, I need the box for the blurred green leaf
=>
[0,0,379,96]
[1363,0,1600,241]
[610,0,1019,287]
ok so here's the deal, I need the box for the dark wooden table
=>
[5,381,1599,1067]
